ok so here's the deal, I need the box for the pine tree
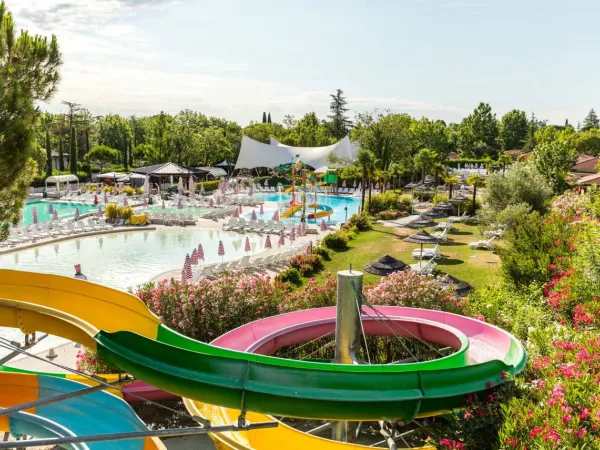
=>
[565,118,569,128]
[267,112,271,124]
[328,89,352,139]
[122,134,128,171]
[45,129,52,176]
[524,112,537,151]
[69,126,77,174]
[262,112,267,123]
[582,109,600,131]
[128,138,133,168]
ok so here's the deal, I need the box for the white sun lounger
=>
[412,244,441,260]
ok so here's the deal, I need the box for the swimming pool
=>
[141,205,211,217]
[0,228,266,290]
[21,201,97,225]
[253,193,362,224]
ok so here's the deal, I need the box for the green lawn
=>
[315,222,501,288]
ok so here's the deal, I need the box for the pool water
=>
[0,228,266,290]
[253,193,362,224]
[21,201,97,225]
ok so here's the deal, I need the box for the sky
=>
[9,0,600,127]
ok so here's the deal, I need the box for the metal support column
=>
[331,269,363,442]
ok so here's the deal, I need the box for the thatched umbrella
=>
[422,209,447,219]
[439,274,472,297]
[404,230,439,268]
[449,194,470,217]
[406,216,436,229]
[433,202,454,211]
[405,182,419,189]
[364,255,407,276]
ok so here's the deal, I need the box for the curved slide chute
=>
[0,372,165,450]
[307,204,333,220]
[0,270,526,442]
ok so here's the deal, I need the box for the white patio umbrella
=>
[143,175,150,194]
[189,175,194,193]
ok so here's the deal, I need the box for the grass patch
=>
[315,223,501,288]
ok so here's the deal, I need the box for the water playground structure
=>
[0,269,526,449]
[281,160,334,222]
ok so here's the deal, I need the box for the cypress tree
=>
[122,134,128,171]
[58,136,64,171]
[267,112,272,123]
[45,129,52,176]
[262,112,267,123]
[128,137,133,167]
[69,126,77,174]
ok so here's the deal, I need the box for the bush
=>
[122,186,134,196]
[276,268,303,286]
[118,206,133,221]
[322,231,349,250]
[367,192,412,214]
[254,175,291,187]
[312,246,331,261]
[375,210,408,220]
[346,213,371,231]
[289,254,324,277]
[196,180,219,193]
[105,203,119,220]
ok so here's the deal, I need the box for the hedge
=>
[196,180,219,193]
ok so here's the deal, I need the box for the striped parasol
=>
[259,204,264,215]
[233,208,239,218]
[239,205,243,215]
[177,197,183,209]
[31,207,38,224]
[209,198,214,208]
[94,195,98,205]
[123,196,129,207]
[47,203,53,214]
[265,234,272,249]
[197,243,205,262]
[272,210,279,221]
[218,240,225,260]
[162,200,166,209]
[74,207,80,221]
[53,210,58,221]
[191,248,199,265]
[143,198,148,207]
[289,227,296,242]
[278,231,285,247]
[251,210,257,221]
[216,196,221,206]
[320,219,327,232]
[200,184,205,195]
[183,254,192,282]
[97,206,103,218]
[244,236,251,253]
[104,192,108,204]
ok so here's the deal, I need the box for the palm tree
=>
[466,173,485,213]
[414,148,438,182]
[356,150,375,212]
[444,174,460,199]
[496,153,513,176]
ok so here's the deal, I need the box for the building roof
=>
[572,156,599,174]
[234,136,358,170]
[578,173,600,185]
[448,152,460,160]
[45,174,79,184]
[504,149,524,159]
[577,154,596,163]
[193,166,227,178]
[132,163,192,176]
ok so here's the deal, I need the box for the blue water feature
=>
[21,201,97,226]
[252,193,362,224]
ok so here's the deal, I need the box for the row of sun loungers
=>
[223,218,302,235]
[144,212,197,226]
[3,218,114,247]
[191,246,306,282]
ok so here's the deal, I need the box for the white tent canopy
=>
[45,174,79,191]
[234,135,358,170]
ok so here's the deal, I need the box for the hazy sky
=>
[10,0,598,126]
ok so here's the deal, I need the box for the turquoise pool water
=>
[0,229,266,290]
[253,193,362,223]
[21,201,97,225]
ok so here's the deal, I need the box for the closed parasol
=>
[364,255,407,276]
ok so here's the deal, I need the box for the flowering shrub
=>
[76,348,118,374]
[284,273,337,310]
[322,231,349,250]
[288,253,324,276]
[364,270,468,315]
[276,268,302,287]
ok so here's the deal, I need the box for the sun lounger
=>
[448,212,467,223]
[468,236,496,250]
[433,228,449,243]
[412,244,441,260]
[410,259,437,275]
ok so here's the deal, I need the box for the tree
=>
[575,129,600,156]
[122,134,128,171]
[582,109,599,131]
[40,113,53,176]
[466,173,485,212]
[267,112,272,124]
[98,114,131,168]
[283,114,296,129]
[281,112,334,147]
[496,153,513,176]
[532,140,577,192]
[499,109,528,150]
[262,112,267,123]
[458,103,500,157]
[414,148,438,181]
[133,143,156,163]
[444,173,460,199]
[69,125,77,174]
[356,149,375,212]
[0,1,62,238]
[410,118,451,158]
[352,111,412,171]
[84,145,120,173]
[328,89,352,139]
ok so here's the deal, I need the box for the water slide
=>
[280,204,301,218]
[0,372,165,450]
[307,204,333,220]
[0,270,527,447]
[284,186,295,194]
